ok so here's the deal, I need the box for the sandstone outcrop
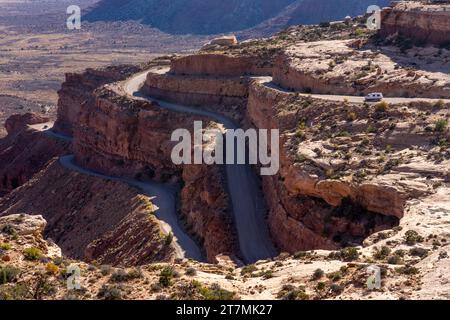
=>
[5,112,49,135]
[181,164,237,262]
[144,71,249,106]
[170,54,272,77]
[272,40,450,98]
[0,213,46,237]
[54,65,142,136]
[0,113,71,196]
[208,35,238,47]
[380,2,450,46]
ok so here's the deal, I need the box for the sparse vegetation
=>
[435,119,448,132]
[374,101,389,112]
[374,246,391,260]
[185,267,197,276]
[23,247,43,261]
[97,284,123,300]
[0,265,20,284]
[0,243,12,250]
[404,230,424,246]
[339,247,360,262]
[197,283,236,300]
[396,265,419,275]
[164,232,173,246]
[241,264,258,276]
[159,266,175,287]
[312,268,325,280]
[277,284,309,300]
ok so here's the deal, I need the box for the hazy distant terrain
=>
[0,0,209,106]
[85,0,390,35]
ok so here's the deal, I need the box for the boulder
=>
[207,35,238,47]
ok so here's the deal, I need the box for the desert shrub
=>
[0,243,11,250]
[0,265,20,284]
[404,230,424,246]
[374,246,391,260]
[150,282,162,293]
[45,262,59,275]
[110,269,129,282]
[340,247,360,261]
[374,101,389,112]
[396,265,419,275]
[185,267,197,277]
[316,282,326,291]
[198,283,236,300]
[433,100,445,109]
[347,111,357,122]
[159,266,175,287]
[409,247,429,258]
[435,119,448,132]
[387,255,403,265]
[97,285,123,300]
[327,271,343,282]
[312,268,325,280]
[175,282,198,299]
[293,251,308,259]
[260,270,274,280]
[127,268,143,280]
[240,264,257,276]
[277,285,309,300]
[31,274,56,299]
[0,283,30,300]
[100,265,113,276]
[319,22,331,28]
[23,247,43,261]
[1,224,16,236]
[330,284,344,295]
[164,232,173,246]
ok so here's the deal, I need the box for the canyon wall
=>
[144,72,249,107]
[0,159,173,266]
[71,85,237,263]
[247,82,400,251]
[380,6,450,46]
[54,65,142,136]
[170,54,272,77]
[0,113,71,196]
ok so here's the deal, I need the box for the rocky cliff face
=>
[380,2,450,47]
[247,81,403,251]
[0,113,71,196]
[69,79,236,263]
[54,65,142,136]
[144,71,249,107]
[0,159,172,266]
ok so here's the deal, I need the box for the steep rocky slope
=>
[0,159,173,266]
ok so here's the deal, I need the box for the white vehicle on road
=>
[365,92,384,102]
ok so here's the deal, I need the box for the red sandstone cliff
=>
[0,113,71,196]
[380,3,450,46]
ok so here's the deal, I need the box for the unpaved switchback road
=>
[28,124,204,262]
[263,81,450,104]
[124,70,278,264]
